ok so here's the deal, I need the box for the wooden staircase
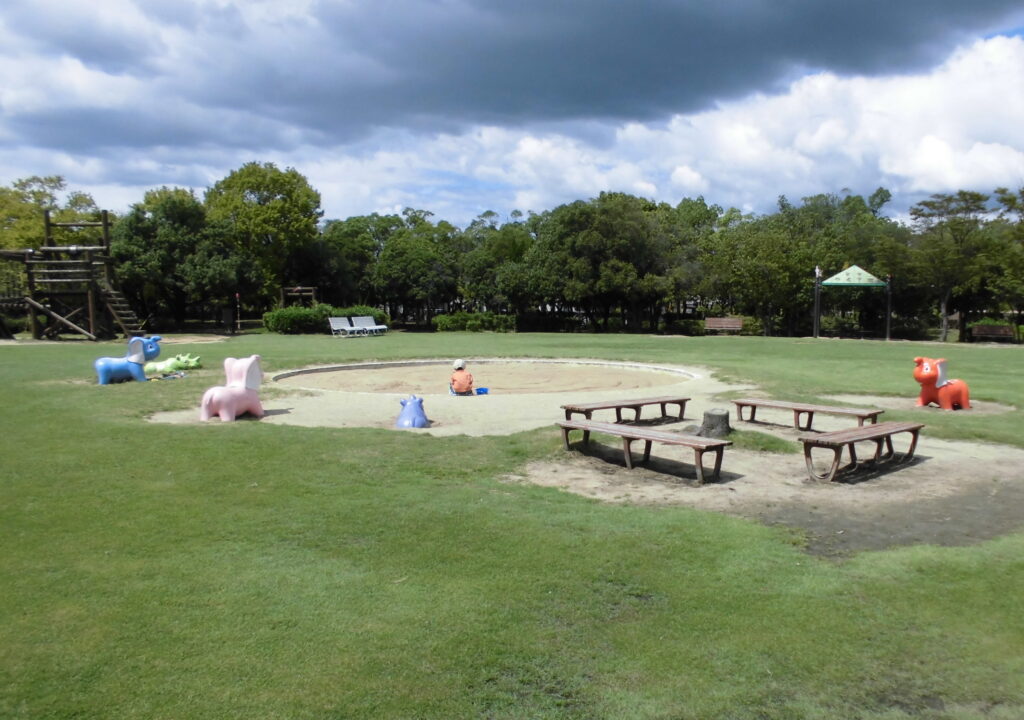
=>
[99,283,144,337]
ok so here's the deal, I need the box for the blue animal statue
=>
[94,335,163,385]
[395,395,429,429]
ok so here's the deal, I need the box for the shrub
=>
[263,304,389,334]
[432,312,516,332]
[1,314,28,334]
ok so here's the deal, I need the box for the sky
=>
[2,0,1024,228]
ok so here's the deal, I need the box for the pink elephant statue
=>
[200,355,265,422]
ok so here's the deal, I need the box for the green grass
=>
[2,333,1023,719]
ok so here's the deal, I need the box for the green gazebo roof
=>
[821,265,887,287]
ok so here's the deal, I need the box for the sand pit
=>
[149,357,1024,556]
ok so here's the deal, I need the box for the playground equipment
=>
[0,210,144,340]
[200,355,265,422]
[145,353,201,376]
[395,395,429,428]
[913,356,971,410]
[94,335,163,384]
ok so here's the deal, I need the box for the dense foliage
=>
[2,169,1023,339]
[433,311,517,332]
[262,303,388,334]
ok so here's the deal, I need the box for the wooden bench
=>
[970,324,1015,342]
[797,421,925,482]
[733,398,884,431]
[556,419,731,484]
[704,316,744,333]
[561,396,690,423]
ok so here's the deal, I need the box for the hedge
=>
[432,312,516,333]
[263,304,389,334]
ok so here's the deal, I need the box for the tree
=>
[372,210,459,323]
[110,187,208,327]
[0,175,100,250]
[910,191,992,341]
[204,162,322,301]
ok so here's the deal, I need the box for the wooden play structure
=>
[0,210,143,340]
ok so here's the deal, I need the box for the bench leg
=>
[629,406,642,421]
[560,427,591,449]
[904,429,920,460]
[615,408,623,423]
[642,440,652,464]
[794,410,815,431]
[693,449,707,485]
[691,447,724,485]
[735,404,755,422]
[622,438,635,469]
[803,444,844,482]
[876,436,893,462]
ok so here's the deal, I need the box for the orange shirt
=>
[450,369,474,394]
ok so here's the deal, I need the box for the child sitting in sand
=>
[450,359,475,396]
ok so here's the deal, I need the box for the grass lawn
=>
[2,332,1023,719]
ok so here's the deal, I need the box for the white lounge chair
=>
[351,316,388,335]
[329,317,367,337]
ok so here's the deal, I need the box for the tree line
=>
[2,165,1023,339]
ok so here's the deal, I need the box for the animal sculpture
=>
[94,335,163,384]
[199,355,265,422]
[145,353,202,375]
[395,395,429,428]
[913,356,971,410]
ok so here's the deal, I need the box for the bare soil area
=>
[150,358,1024,557]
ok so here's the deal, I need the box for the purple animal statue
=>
[395,395,429,428]
[200,355,265,422]
[94,335,163,384]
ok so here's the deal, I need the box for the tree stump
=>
[695,408,732,438]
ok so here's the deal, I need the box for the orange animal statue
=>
[913,357,971,410]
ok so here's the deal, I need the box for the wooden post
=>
[101,210,110,251]
[86,250,97,337]
[25,250,39,339]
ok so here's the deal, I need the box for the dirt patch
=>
[150,358,1024,557]
[510,417,1024,558]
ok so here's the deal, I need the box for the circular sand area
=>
[274,358,695,395]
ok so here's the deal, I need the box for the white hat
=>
[453,359,466,370]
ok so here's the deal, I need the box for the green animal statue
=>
[145,353,202,375]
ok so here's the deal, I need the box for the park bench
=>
[561,396,691,422]
[556,419,731,484]
[733,398,884,431]
[797,420,925,483]
[704,316,744,334]
[970,324,1015,342]
[328,317,367,338]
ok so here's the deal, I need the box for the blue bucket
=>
[475,387,489,395]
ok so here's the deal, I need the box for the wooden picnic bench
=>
[797,421,925,483]
[556,419,731,484]
[970,324,1015,342]
[561,396,690,423]
[704,316,744,333]
[733,398,884,431]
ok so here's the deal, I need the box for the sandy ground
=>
[150,358,1024,557]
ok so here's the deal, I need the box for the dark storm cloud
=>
[3,0,1023,154]
[196,0,1023,140]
